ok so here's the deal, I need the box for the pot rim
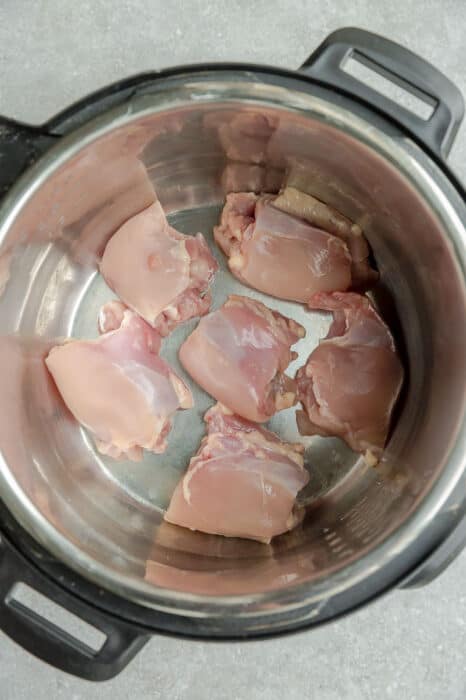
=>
[1,70,466,630]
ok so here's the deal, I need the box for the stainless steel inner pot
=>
[1,73,466,629]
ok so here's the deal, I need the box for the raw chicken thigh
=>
[273,187,378,290]
[164,403,309,542]
[214,187,377,301]
[100,201,218,336]
[296,292,404,460]
[214,192,351,302]
[46,309,193,462]
[179,295,304,422]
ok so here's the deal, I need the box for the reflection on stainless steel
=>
[287,158,369,226]
[203,110,279,165]
[0,77,465,627]
[204,109,285,194]
[220,162,284,194]
[0,249,11,296]
[0,127,157,311]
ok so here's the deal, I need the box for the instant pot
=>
[0,28,465,680]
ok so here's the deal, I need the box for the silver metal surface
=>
[0,73,466,627]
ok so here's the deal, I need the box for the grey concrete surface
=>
[1,1,466,698]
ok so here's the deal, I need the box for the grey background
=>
[1,1,465,698]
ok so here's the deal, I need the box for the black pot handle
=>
[300,27,465,159]
[0,533,149,681]
[0,118,59,198]
[0,73,163,197]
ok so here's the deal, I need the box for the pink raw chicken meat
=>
[296,292,404,461]
[164,403,309,542]
[46,309,193,462]
[214,192,351,302]
[179,295,304,422]
[100,200,218,335]
[214,188,377,301]
[273,187,378,290]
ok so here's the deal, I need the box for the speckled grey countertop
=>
[1,2,465,698]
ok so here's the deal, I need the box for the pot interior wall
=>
[0,96,465,600]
